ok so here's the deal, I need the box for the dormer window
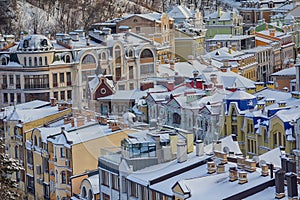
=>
[41,39,48,47]
[23,40,29,48]
[65,55,70,63]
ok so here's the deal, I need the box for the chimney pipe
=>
[177,140,187,163]
[229,167,238,182]
[287,159,296,173]
[270,163,274,179]
[261,164,269,177]
[286,172,298,199]
[238,171,248,184]
[195,140,204,156]
[207,161,217,174]
[275,169,285,199]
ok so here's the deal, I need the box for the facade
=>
[271,67,296,91]
[204,7,244,38]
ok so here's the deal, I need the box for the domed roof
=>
[17,35,54,52]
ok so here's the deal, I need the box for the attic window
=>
[41,39,48,47]
[23,40,29,48]
[101,88,106,94]
[133,19,138,23]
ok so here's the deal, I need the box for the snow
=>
[87,174,100,194]
[258,147,283,168]
[204,135,242,155]
[226,91,256,100]
[180,167,270,200]
[271,67,296,76]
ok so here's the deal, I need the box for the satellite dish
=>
[259,159,267,167]
[223,146,230,154]
[253,156,259,164]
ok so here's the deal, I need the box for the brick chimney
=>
[237,157,245,169]
[207,161,217,174]
[50,98,57,107]
[229,167,238,181]
[76,116,85,127]
[286,172,298,199]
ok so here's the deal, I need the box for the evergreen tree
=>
[0,138,23,199]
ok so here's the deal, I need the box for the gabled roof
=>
[226,90,256,100]
[167,5,193,20]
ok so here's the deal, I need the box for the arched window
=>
[61,171,66,184]
[34,135,37,146]
[81,186,87,198]
[24,57,27,66]
[29,57,32,66]
[88,189,93,200]
[23,40,29,48]
[15,145,19,159]
[39,57,42,66]
[65,55,70,63]
[114,46,121,64]
[38,137,42,148]
[2,57,7,65]
[82,54,96,64]
[34,57,37,66]
[173,113,181,125]
[102,52,106,60]
[140,49,153,58]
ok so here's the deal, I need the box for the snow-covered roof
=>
[38,127,62,143]
[207,34,254,41]
[97,89,147,101]
[258,147,283,168]
[167,5,193,20]
[226,90,256,100]
[204,135,242,155]
[17,34,54,52]
[275,107,300,122]
[87,174,100,194]
[127,152,211,186]
[271,67,296,76]
[178,167,270,200]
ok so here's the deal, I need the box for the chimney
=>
[170,60,175,70]
[86,36,90,46]
[214,151,228,164]
[50,97,57,107]
[86,114,91,122]
[277,101,286,108]
[169,132,178,155]
[237,157,245,169]
[261,164,269,176]
[64,116,70,125]
[229,167,238,181]
[291,91,300,99]
[180,130,194,153]
[45,31,51,39]
[20,31,24,40]
[210,74,218,85]
[270,29,276,37]
[213,140,222,152]
[287,159,296,173]
[76,116,85,127]
[255,82,264,92]
[228,45,232,54]
[238,171,248,184]
[266,81,275,89]
[265,98,275,106]
[244,159,256,172]
[275,169,285,199]
[232,43,237,51]
[177,140,187,163]
[286,172,298,199]
[283,87,289,92]
[281,157,288,172]
[195,140,204,156]
[246,86,256,94]
[70,117,75,127]
[257,102,265,110]
[207,161,217,174]
[140,81,154,91]
[217,164,225,173]
[217,42,221,49]
[266,24,269,31]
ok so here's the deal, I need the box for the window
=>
[34,57,37,66]
[16,75,20,88]
[15,145,19,159]
[53,73,58,87]
[88,190,93,200]
[29,57,32,66]
[115,67,121,81]
[27,175,34,194]
[17,93,21,103]
[112,174,119,190]
[65,55,71,63]
[140,64,154,75]
[45,57,48,65]
[24,75,49,89]
[3,93,8,103]
[136,27,141,33]
[130,181,138,197]
[61,171,66,184]
[118,85,125,90]
[43,183,50,199]
[39,57,43,66]
[10,93,14,103]
[24,57,27,66]
[67,90,72,100]
[141,49,153,58]
[102,52,106,60]
[9,74,13,85]
[60,148,65,158]
[129,66,134,79]
[101,170,109,186]
[115,46,121,64]
[60,91,65,100]
[60,73,64,83]
[34,135,37,146]
[129,83,134,90]
[54,92,58,100]
[27,150,33,165]
[81,187,87,199]
[173,113,181,125]
[66,72,71,86]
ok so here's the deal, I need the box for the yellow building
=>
[2,100,71,199]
